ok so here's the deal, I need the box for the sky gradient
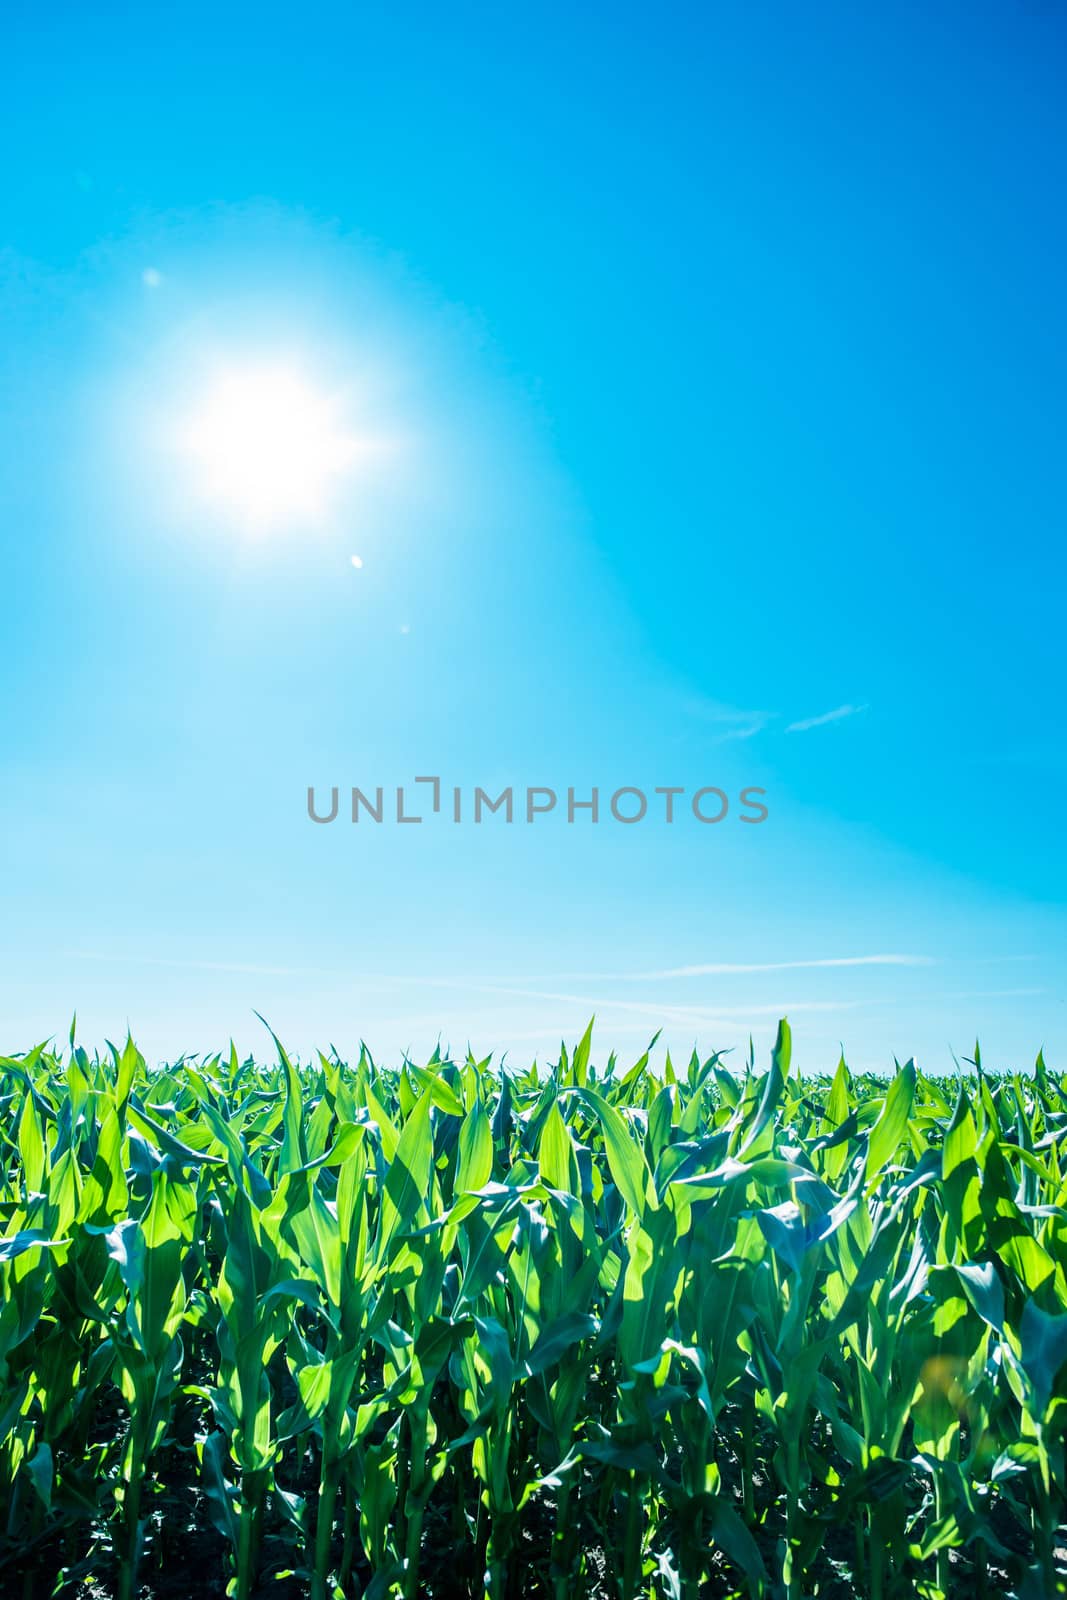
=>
[3,2,1066,1073]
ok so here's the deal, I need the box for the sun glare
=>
[183,364,360,529]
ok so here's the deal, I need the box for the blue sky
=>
[2,1,1065,1072]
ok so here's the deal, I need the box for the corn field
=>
[1,1020,1065,1600]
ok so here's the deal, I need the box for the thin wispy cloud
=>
[683,697,777,743]
[715,720,772,742]
[445,980,865,1027]
[76,952,933,989]
[636,954,931,980]
[683,696,870,742]
[787,703,868,733]
[367,955,935,986]
[377,997,858,1036]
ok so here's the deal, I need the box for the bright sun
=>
[183,364,360,529]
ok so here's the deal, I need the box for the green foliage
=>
[0,1028,1065,1598]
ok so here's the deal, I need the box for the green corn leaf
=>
[942,1085,978,1180]
[866,1059,916,1182]
[0,1229,69,1261]
[538,1101,578,1193]
[379,1087,433,1255]
[710,1498,767,1585]
[1018,1296,1067,1409]
[579,1087,652,1216]
[456,1096,493,1192]
[954,1261,1004,1331]
[522,1312,597,1378]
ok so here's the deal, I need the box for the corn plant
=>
[0,1021,1065,1598]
